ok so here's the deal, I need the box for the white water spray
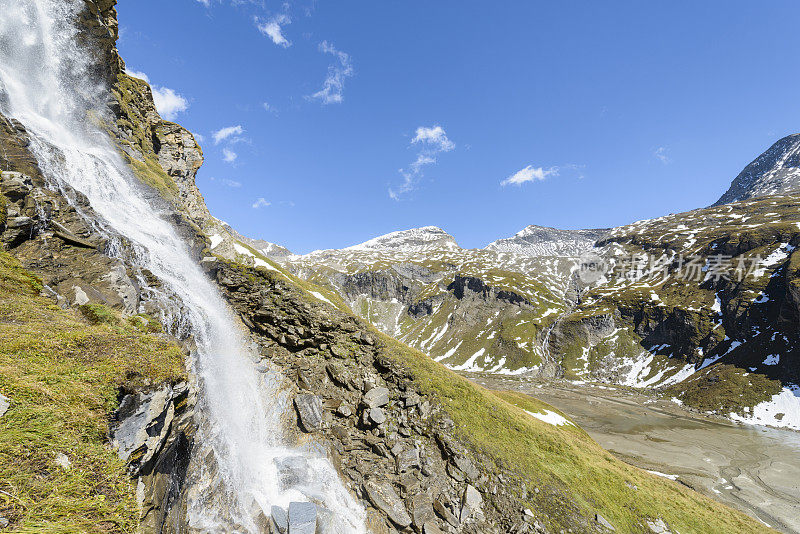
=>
[0,2,365,532]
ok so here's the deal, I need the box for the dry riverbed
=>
[470,374,800,534]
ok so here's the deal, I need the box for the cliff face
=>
[713,133,800,206]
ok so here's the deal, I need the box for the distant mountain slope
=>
[280,226,576,376]
[713,133,800,206]
[486,225,608,257]
[258,136,800,431]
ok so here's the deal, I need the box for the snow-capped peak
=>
[346,226,460,252]
[486,225,607,257]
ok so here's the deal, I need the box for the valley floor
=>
[471,375,800,534]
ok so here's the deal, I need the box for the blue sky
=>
[117,0,800,253]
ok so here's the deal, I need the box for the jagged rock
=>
[433,499,459,528]
[451,455,479,482]
[288,502,317,534]
[271,505,288,533]
[395,447,420,473]
[409,493,435,528]
[294,394,324,432]
[596,513,615,531]
[363,386,390,408]
[110,385,179,475]
[0,394,10,418]
[364,480,412,528]
[460,485,483,523]
[422,522,442,534]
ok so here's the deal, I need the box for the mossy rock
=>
[78,303,120,326]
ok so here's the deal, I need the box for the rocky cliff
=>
[713,133,800,206]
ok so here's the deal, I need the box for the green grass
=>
[665,364,781,414]
[0,191,7,228]
[0,251,185,533]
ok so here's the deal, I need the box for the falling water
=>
[0,2,365,532]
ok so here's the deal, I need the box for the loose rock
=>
[364,480,412,528]
[596,513,616,531]
[288,502,317,534]
[0,394,10,418]
[363,387,390,408]
[271,505,288,533]
[294,394,324,432]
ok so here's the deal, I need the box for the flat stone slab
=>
[294,394,323,432]
[364,480,412,528]
[288,501,317,534]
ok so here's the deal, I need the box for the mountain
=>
[271,139,800,433]
[486,225,608,257]
[345,226,460,252]
[713,133,800,206]
[2,2,768,533]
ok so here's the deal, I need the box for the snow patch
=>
[524,409,575,427]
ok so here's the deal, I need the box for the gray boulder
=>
[271,505,288,533]
[363,387,390,408]
[364,480,412,528]
[294,394,324,432]
[460,485,483,523]
[288,502,317,534]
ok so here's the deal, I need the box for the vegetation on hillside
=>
[0,250,185,533]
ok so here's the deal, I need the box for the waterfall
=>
[0,2,365,532]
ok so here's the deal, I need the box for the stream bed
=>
[472,376,800,533]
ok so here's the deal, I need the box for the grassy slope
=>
[0,251,185,533]
[376,335,770,533]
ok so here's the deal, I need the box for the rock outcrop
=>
[713,133,800,206]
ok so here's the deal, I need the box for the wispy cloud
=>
[256,13,292,48]
[389,124,455,200]
[412,125,455,152]
[252,197,271,209]
[210,176,242,188]
[308,41,354,105]
[212,125,244,145]
[125,69,188,121]
[195,0,211,7]
[222,148,238,163]
[654,146,671,164]
[501,165,559,186]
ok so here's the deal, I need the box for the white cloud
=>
[125,68,188,121]
[196,0,211,6]
[654,146,671,164]
[257,14,292,48]
[212,125,244,145]
[222,148,238,163]
[193,132,205,143]
[412,125,455,152]
[308,41,354,105]
[501,165,559,186]
[389,125,454,200]
[126,69,149,83]
[151,87,188,121]
[252,197,271,209]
